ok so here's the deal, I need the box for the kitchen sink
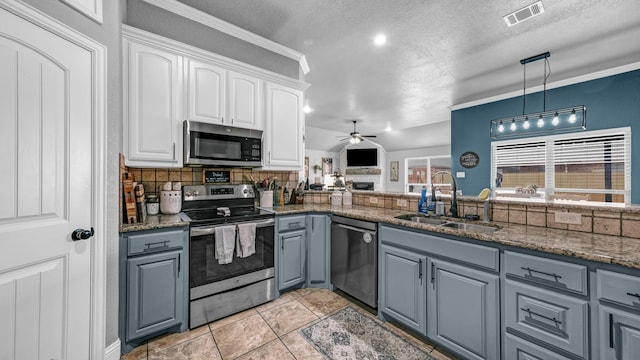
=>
[394,213,499,233]
[394,214,449,226]
[440,222,499,233]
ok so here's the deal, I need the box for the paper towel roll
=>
[260,190,273,208]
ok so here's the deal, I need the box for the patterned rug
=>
[300,307,435,360]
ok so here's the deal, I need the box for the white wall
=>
[339,141,387,191]
[385,145,451,193]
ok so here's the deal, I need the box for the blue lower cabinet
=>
[599,305,640,360]
[127,250,184,341]
[505,333,573,360]
[307,214,330,288]
[379,244,427,336]
[119,227,188,354]
[278,228,306,290]
[427,258,499,360]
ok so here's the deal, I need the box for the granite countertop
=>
[266,204,640,269]
[119,213,190,233]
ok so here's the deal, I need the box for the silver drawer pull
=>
[145,241,169,250]
[288,222,302,228]
[520,266,562,280]
[520,307,562,325]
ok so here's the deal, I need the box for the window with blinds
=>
[491,128,631,205]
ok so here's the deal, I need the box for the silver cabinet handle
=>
[172,143,176,160]
[418,259,423,285]
[521,266,562,280]
[521,307,562,325]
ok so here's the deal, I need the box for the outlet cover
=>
[369,197,379,204]
[396,199,407,207]
[555,212,582,225]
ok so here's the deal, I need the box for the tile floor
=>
[120,288,455,360]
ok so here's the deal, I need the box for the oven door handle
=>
[190,218,275,236]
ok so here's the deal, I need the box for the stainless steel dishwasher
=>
[331,216,377,308]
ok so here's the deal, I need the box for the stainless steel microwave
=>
[183,120,263,167]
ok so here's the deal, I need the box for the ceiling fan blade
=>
[362,135,377,138]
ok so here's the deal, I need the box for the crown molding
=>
[122,25,309,91]
[450,61,640,111]
[141,0,309,75]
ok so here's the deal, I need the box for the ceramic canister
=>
[160,190,181,214]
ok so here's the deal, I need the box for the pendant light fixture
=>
[490,52,586,139]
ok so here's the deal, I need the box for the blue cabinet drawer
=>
[504,333,573,360]
[597,269,640,309]
[278,215,306,231]
[380,225,499,271]
[505,251,588,296]
[126,228,185,256]
[505,280,589,358]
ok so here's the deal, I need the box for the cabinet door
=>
[307,215,329,287]
[228,71,262,130]
[428,258,499,360]
[278,229,306,290]
[125,41,182,166]
[264,82,304,170]
[379,244,427,336]
[127,250,183,341]
[186,59,226,124]
[600,305,640,360]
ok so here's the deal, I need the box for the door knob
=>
[71,227,94,241]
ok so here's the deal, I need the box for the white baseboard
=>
[104,339,121,360]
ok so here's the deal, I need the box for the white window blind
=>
[491,127,631,205]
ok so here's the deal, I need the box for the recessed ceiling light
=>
[373,33,387,47]
[303,105,312,114]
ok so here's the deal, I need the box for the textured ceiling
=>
[179,0,640,151]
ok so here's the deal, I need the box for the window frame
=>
[491,127,631,206]
[405,155,452,195]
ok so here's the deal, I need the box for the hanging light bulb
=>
[552,112,559,126]
[522,117,530,129]
[568,109,577,123]
[510,119,517,131]
[498,121,504,133]
[537,114,544,128]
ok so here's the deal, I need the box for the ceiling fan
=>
[337,120,377,144]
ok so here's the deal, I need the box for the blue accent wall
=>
[451,69,640,204]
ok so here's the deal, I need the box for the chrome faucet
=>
[431,171,458,218]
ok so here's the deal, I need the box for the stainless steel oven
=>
[183,120,263,167]
[182,184,276,328]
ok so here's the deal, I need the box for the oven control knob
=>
[363,232,372,243]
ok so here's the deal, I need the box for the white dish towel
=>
[214,225,236,264]
[236,223,256,258]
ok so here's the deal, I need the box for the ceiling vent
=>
[504,1,545,27]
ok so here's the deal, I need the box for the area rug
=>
[300,306,435,360]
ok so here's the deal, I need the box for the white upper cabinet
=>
[186,59,226,125]
[122,26,308,168]
[264,82,304,170]
[124,40,183,167]
[228,71,262,130]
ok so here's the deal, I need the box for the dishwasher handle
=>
[336,223,377,234]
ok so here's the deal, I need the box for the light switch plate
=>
[396,199,407,207]
[555,211,582,225]
[369,197,379,204]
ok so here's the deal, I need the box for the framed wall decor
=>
[322,157,333,175]
[390,161,399,182]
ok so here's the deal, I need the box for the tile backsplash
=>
[125,166,299,195]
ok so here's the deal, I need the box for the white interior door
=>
[0,7,95,359]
